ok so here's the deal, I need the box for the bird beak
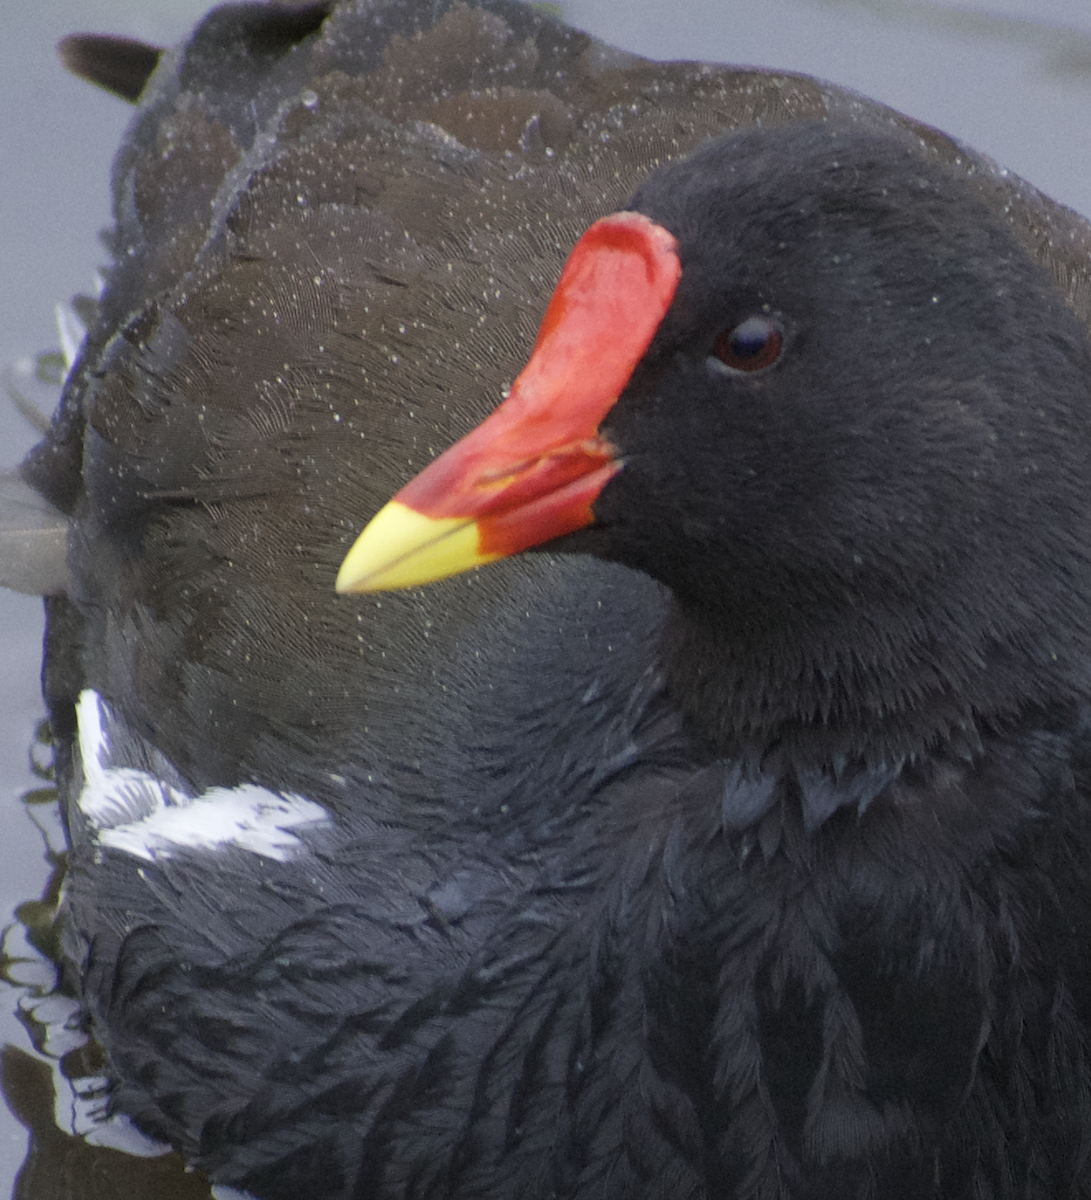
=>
[336,211,681,594]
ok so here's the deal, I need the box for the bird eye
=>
[712,316,784,373]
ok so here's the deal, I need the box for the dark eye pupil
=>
[713,316,783,372]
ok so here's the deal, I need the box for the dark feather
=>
[31,1,1091,1197]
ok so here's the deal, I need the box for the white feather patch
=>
[76,689,328,862]
[55,301,87,375]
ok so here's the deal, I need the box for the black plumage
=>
[591,124,1091,769]
[24,0,1091,1197]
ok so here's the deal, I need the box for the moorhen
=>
[15,0,1091,1197]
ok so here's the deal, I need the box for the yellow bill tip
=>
[336,500,499,594]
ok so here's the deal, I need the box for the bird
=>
[13,0,1091,1197]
